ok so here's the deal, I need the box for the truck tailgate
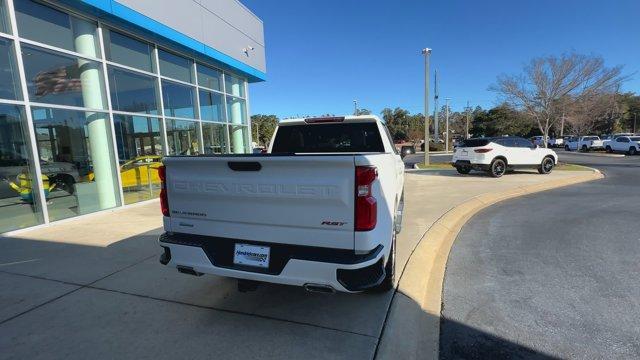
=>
[163,156,356,249]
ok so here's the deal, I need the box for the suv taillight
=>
[158,165,169,217]
[474,148,493,153]
[355,166,377,231]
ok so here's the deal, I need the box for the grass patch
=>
[555,163,592,171]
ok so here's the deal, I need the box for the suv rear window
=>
[459,138,491,147]
[271,123,384,153]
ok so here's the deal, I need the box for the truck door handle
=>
[228,161,262,171]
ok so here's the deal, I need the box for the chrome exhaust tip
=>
[303,283,336,294]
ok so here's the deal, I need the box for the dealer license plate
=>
[233,243,270,268]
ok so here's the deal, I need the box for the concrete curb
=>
[375,169,604,360]
[411,163,455,170]
[563,151,625,158]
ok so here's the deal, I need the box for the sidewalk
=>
[0,169,600,359]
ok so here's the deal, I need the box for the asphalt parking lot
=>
[440,150,640,358]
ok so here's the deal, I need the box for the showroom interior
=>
[0,0,266,233]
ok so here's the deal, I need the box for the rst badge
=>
[321,221,347,226]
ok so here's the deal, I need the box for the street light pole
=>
[466,100,470,139]
[353,100,358,116]
[422,48,431,165]
[445,98,451,152]
[433,69,439,142]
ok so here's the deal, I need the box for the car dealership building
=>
[0,0,266,233]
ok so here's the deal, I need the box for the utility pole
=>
[353,100,358,116]
[560,111,565,137]
[465,101,471,139]
[634,112,637,133]
[445,98,451,152]
[255,121,260,146]
[434,70,440,142]
[422,48,432,165]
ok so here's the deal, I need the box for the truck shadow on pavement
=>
[438,314,559,359]
[0,230,559,359]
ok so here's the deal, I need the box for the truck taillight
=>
[355,166,377,231]
[158,165,169,217]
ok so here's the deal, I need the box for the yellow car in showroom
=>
[87,155,162,189]
[119,155,163,189]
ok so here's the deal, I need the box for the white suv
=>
[451,137,558,178]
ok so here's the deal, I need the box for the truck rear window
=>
[271,123,385,153]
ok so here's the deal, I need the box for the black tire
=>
[629,147,638,156]
[605,146,612,153]
[370,231,395,292]
[565,145,570,151]
[456,166,471,174]
[55,175,75,195]
[538,156,554,174]
[489,158,506,178]
[581,145,589,152]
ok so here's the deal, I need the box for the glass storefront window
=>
[31,107,120,221]
[108,66,159,115]
[22,45,107,109]
[225,74,245,97]
[0,0,10,34]
[15,0,101,58]
[113,115,163,204]
[197,64,222,91]
[226,96,247,124]
[229,125,248,154]
[104,29,155,73]
[0,104,44,232]
[158,49,192,83]
[202,123,227,154]
[0,38,21,100]
[199,90,224,122]
[162,80,195,118]
[166,119,199,156]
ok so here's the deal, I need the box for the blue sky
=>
[241,0,640,118]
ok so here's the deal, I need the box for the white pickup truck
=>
[565,136,604,151]
[158,116,405,293]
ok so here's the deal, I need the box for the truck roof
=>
[278,115,382,126]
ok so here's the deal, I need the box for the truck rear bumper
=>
[158,232,386,293]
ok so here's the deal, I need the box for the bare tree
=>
[567,91,621,135]
[491,53,626,146]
